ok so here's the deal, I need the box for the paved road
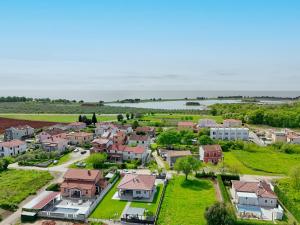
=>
[152,151,166,169]
[2,150,90,225]
[249,131,266,146]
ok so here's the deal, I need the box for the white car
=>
[73,148,80,152]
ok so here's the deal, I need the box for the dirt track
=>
[0,117,61,134]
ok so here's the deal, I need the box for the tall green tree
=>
[78,115,82,122]
[92,112,97,124]
[174,156,201,180]
[132,120,139,129]
[199,135,214,145]
[117,114,124,121]
[126,113,130,120]
[205,202,235,225]
[157,130,181,148]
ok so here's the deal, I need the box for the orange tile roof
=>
[118,174,156,191]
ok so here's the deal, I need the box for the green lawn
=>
[90,180,127,219]
[130,184,164,214]
[275,178,300,223]
[0,113,116,123]
[0,169,53,210]
[157,176,216,225]
[49,152,71,167]
[223,150,300,175]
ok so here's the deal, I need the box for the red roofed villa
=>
[61,169,107,199]
[117,174,156,201]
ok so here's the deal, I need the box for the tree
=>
[132,120,139,129]
[78,115,83,122]
[87,153,108,169]
[199,135,214,145]
[157,130,181,148]
[205,202,235,225]
[130,113,134,119]
[290,165,300,189]
[117,114,124,122]
[174,156,201,180]
[92,112,97,124]
[126,113,130,120]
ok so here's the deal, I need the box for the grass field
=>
[157,176,216,225]
[223,150,300,175]
[0,170,53,210]
[0,113,116,123]
[90,180,127,220]
[275,178,300,223]
[130,184,164,214]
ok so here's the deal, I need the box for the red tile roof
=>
[178,121,195,127]
[232,180,277,199]
[202,145,222,152]
[60,181,95,190]
[118,174,156,191]
[63,169,100,182]
[166,150,192,157]
[32,192,60,210]
[136,126,155,132]
[92,138,110,145]
[129,134,149,142]
[0,139,26,148]
[111,144,146,154]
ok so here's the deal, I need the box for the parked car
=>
[74,148,79,152]
[80,150,87,154]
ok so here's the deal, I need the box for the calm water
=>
[0,90,299,102]
[107,99,287,110]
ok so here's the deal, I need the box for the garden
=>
[157,175,216,225]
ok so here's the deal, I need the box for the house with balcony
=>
[4,125,34,141]
[108,144,148,163]
[61,169,107,199]
[90,138,113,153]
[41,137,68,152]
[0,139,27,157]
[37,128,67,142]
[128,134,150,147]
[66,132,93,145]
[135,126,155,137]
[210,127,249,140]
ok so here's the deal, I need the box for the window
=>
[136,191,141,194]
[265,200,267,203]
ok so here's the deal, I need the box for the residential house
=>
[210,127,249,140]
[113,131,127,145]
[135,126,155,137]
[90,138,113,153]
[165,150,192,167]
[41,137,68,152]
[68,122,86,131]
[287,133,300,144]
[61,169,107,199]
[0,139,27,157]
[37,128,66,142]
[271,131,287,143]
[117,174,156,200]
[128,134,150,147]
[4,125,34,141]
[223,119,242,127]
[231,180,283,220]
[66,132,93,145]
[95,122,117,136]
[199,145,223,164]
[115,124,133,134]
[198,119,217,128]
[177,121,196,130]
[109,144,148,163]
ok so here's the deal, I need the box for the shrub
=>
[46,183,60,191]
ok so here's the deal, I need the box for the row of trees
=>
[78,113,98,125]
[210,102,300,128]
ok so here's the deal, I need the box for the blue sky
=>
[0,0,300,91]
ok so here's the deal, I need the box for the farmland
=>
[157,176,216,225]
[0,117,59,134]
[0,114,116,123]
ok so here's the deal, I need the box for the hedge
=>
[217,175,230,203]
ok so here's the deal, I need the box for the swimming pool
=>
[237,204,262,215]
[52,207,79,214]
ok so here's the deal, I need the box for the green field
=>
[275,178,300,223]
[90,180,127,219]
[130,184,164,214]
[0,113,116,123]
[0,170,53,210]
[223,150,300,175]
[157,176,216,225]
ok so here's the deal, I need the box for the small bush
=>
[46,183,60,191]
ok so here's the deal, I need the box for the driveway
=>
[152,151,166,169]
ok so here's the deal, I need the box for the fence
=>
[154,179,168,225]
[38,211,86,221]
